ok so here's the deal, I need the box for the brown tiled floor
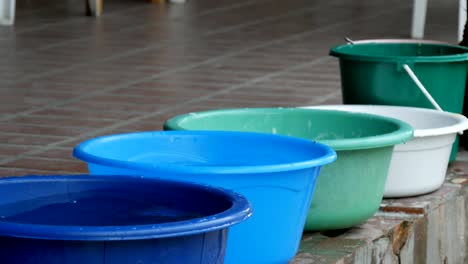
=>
[0,0,461,175]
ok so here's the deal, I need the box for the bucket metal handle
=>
[402,64,464,135]
[344,37,355,45]
[402,64,443,111]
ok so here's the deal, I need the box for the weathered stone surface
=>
[425,195,465,264]
[293,159,468,264]
[399,226,415,264]
[380,185,461,215]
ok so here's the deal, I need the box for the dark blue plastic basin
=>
[73,130,337,264]
[0,175,251,264]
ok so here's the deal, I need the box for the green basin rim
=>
[164,108,414,151]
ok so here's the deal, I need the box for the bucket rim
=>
[163,108,414,151]
[0,175,253,241]
[346,38,448,45]
[329,40,468,63]
[73,130,337,175]
[301,105,468,138]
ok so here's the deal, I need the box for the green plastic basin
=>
[164,108,414,231]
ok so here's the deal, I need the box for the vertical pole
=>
[411,0,428,39]
[0,0,16,25]
[459,0,467,42]
[86,0,103,17]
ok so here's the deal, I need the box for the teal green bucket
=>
[164,108,413,231]
[330,40,468,160]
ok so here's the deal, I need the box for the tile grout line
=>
[175,58,334,108]
[0,122,117,130]
[0,3,413,165]
[0,156,79,162]
[24,88,339,100]
[0,56,333,165]
[10,0,343,84]
[303,90,342,105]
[10,0,272,55]
[0,132,72,139]
[14,2,69,16]
[118,0,276,34]
[0,4,411,123]
[0,167,84,174]
[0,4,406,165]
[167,2,340,36]
[28,107,152,115]
[0,143,43,148]
[11,5,150,35]
[0,0,267,83]
[14,114,121,122]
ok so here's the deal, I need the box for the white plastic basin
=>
[302,105,468,198]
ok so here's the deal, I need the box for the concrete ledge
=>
[293,155,468,264]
